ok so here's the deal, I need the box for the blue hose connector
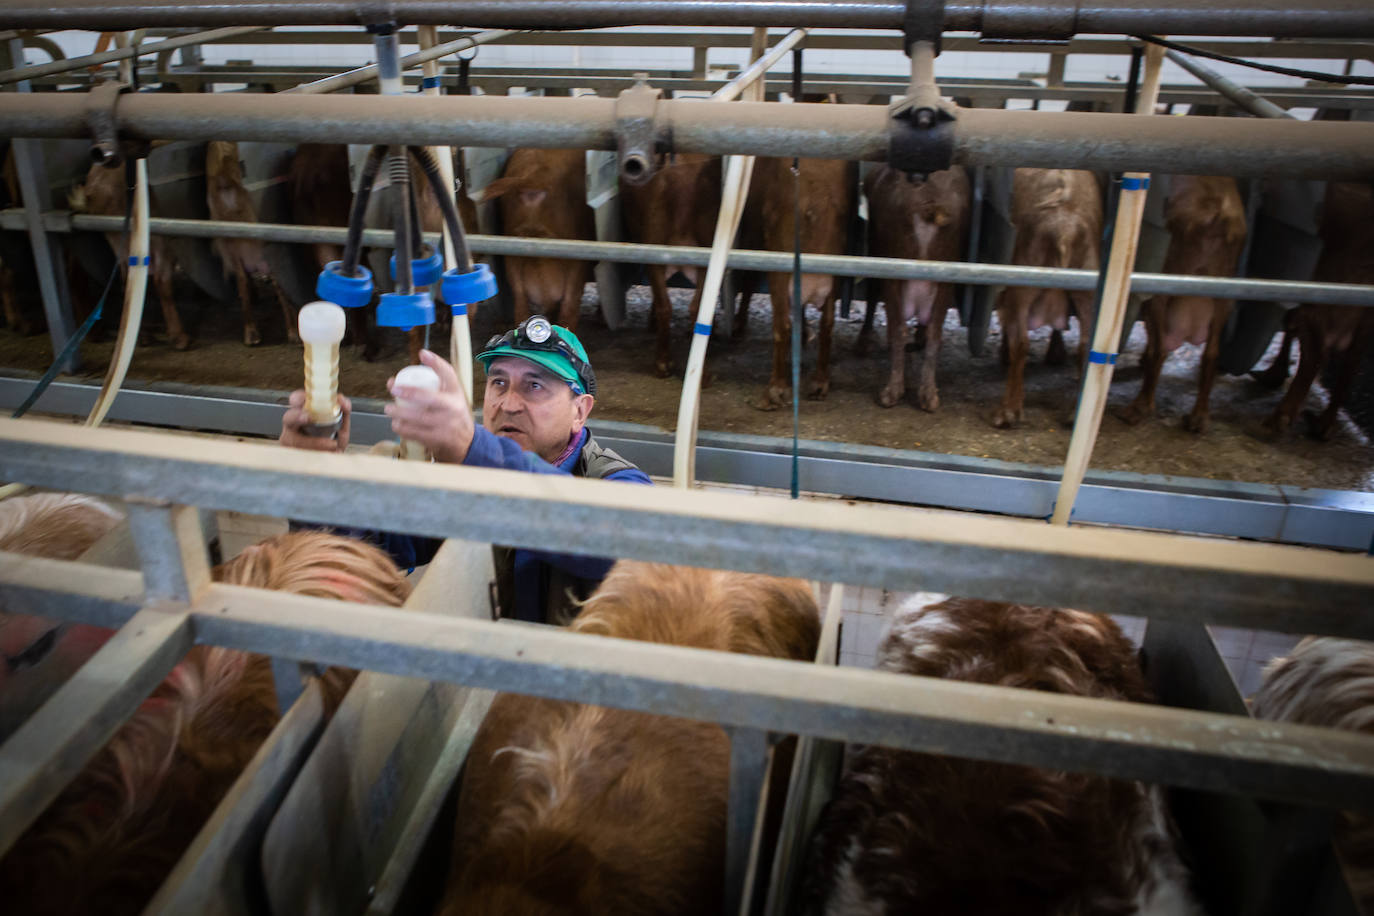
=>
[441,263,498,315]
[316,261,374,309]
[390,250,445,288]
[376,291,436,331]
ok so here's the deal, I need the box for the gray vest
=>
[494,432,638,624]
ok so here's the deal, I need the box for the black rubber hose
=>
[407,176,426,259]
[389,146,415,295]
[341,144,386,277]
[409,145,473,272]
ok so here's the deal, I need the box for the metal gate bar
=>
[1,0,1371,37]
[1,420,1371,634]
[1,92,1372,179]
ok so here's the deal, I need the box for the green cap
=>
[476,321,595,395]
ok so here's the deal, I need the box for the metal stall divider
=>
[1141,619,1363,915]
[259,537,496,915]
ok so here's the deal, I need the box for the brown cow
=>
[1117,175,1247,434]
[206,140,299,346]
[994,168,1103,428]
[70,161,189,350]
[1253,637,1374,913]
[482,148,595,331]
[622,153,722,376]
[438,561,820,916]
[0,531,409,916]
[1256,180,1374,439]
[738,157,856,409]
[801,596,1202,916]
[864,164,971,411]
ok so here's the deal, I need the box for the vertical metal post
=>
[125,499,212,603]
[4,37,77,371]
[725,725,771,916]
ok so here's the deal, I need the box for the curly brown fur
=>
[439,562,819,916]
[802,597,1201,916]
[0,492,123,559]
[0,531,409,915]
[1254,638,1374,913]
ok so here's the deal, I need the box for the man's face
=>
[483,356,594,463]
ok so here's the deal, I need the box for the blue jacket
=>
[300,426,651,622]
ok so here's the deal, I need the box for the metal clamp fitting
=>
[614,75,663,187]
[83,80,130,167]
[299,415,344,440]
[888,41,956,180]
[903,0,945,55]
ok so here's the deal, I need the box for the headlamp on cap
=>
[524,316,553,344]
[478,315,598,396]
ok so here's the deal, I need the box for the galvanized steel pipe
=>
[3,210,1369,307]
[0,0,1371,38]
[0,26,265,85]
[0,92,1371,179]
[1165,47,1295,119]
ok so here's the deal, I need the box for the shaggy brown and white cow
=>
[438,561,820,916]
[1253,637,1374,913]
[0,531,410,916]
[801,595,1202,916]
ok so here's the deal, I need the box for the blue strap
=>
[1088,350,1118,365]
[12,284,110,419]
[127,255,150,266]
[451,303,467,316]
[1121,176,1150,191]
[693,321,711,337]
[421,75,440,89]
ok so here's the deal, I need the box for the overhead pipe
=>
[1163,47,1296,120]
[1,92,1370,179]
[0,26,264,85]
[0,0,1371,39]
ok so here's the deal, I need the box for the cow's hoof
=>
[917,386,939,413]
[991,408,1021,429]
[754,385,787,411]
[1116,403,1149,426]
[876,384,903,408]
[171,333,192,351]
[655,357,674,379]
[244,327,262,347]
[1182,412,1209,434]
[807,378,830,401]
[1303,409,1335,441]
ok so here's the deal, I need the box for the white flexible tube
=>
[1050,42,1166,526]
[671,27,776,489]
[417,23,474,408]
[87,156,150,428]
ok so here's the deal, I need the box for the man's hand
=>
[386,349,475,464]
[280,390,351,452]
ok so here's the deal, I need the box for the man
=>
[281,316,650,623]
